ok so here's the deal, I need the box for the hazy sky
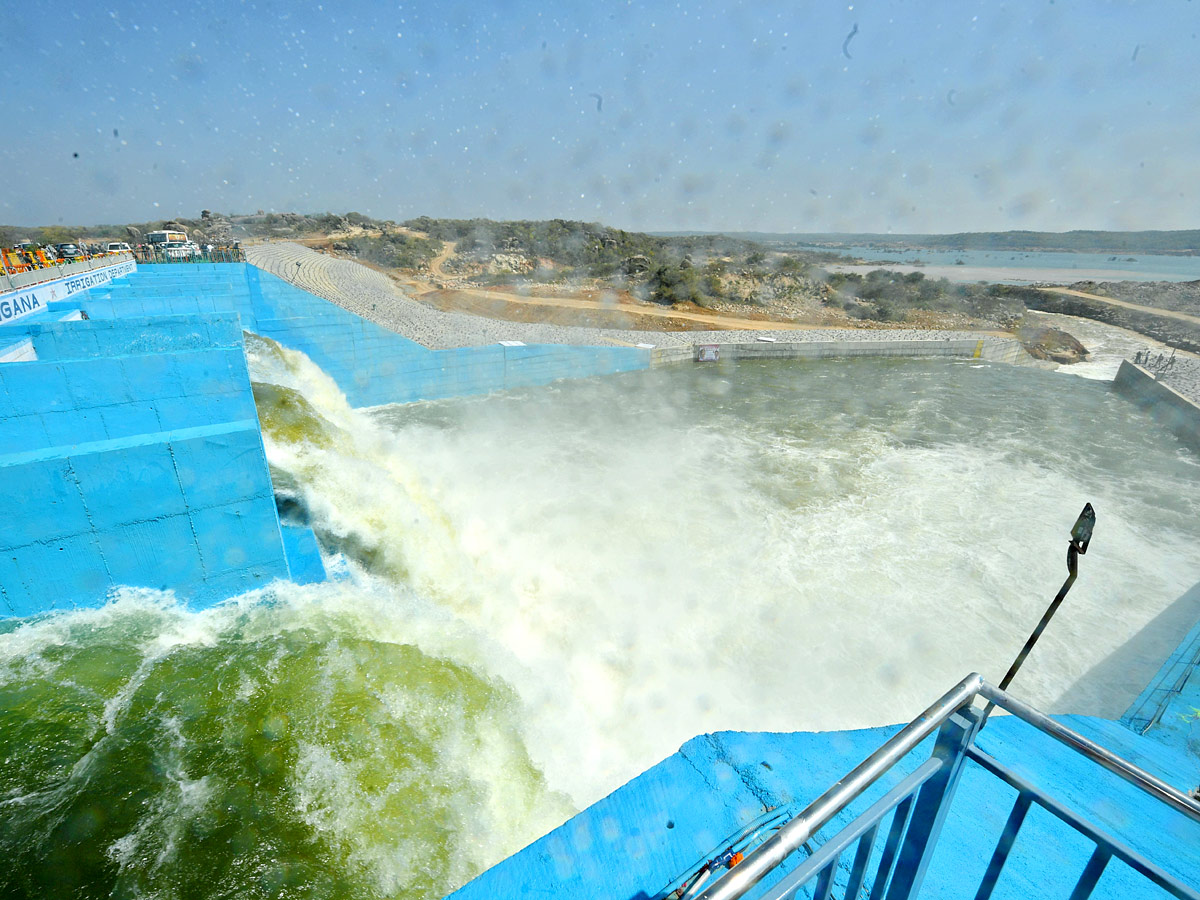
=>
[4,0,1198,233]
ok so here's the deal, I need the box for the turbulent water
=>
[3,338,1200,899]
[1038,311,1197,381]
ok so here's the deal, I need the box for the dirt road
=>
[400,238,821,331]
[427,240,456,279]
[414,284,840,331]
[1037,287,1200,327]
[294,231,1003,334]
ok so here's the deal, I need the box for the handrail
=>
[0,254,134,296]
[965,749,1200,900]
[757,756,947,900]
[978,681,1200,822]
[695,673,983,900]
[695,673,1200,900]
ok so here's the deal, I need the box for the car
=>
[54,242,83,260]
[161,241,200,259]
[106,242,133,253]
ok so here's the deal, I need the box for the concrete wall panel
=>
[0,303,291,615]
[5,532,110,615]
[281,524,326,585]
[72,440,187,529]
[97,514,204,590]
[0,457,92,541]
[1113,359,1200,448]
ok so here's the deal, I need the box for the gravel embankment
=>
[247,242,1001,351]
[1143,356,1200,404]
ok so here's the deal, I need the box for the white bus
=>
[145,229,187,245]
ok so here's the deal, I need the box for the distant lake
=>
[799,245,1200,282]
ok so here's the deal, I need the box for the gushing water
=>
[3,336,1198,899]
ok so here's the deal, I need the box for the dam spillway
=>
[0,260,649,614]
[1,260,1198,898]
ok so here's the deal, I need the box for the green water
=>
[0,593,571,899]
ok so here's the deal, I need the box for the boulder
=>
[1017,322,1089,364]
[623,255,651,275]
[207,219,233,242]
[488,252,534,275]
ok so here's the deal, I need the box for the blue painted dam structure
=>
[1,260,1197,898]
[0,261,648,616]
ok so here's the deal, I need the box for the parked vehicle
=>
[106,242,133,253]
[54,243,83,260]
[145,229,188,246]
[161,241,200,259]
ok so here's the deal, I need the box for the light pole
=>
[981,503,1095,725]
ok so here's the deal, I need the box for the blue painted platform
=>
[447,584,1200,899]
[450,710,1200,899]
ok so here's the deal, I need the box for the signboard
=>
[0,260,136,326]
[0,291,45,326]
[697,345,720,362]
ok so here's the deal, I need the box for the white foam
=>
[1036,310,1199,382]
[241,344,1200,809]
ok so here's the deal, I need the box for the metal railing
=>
[1,252,133,293]
[688,673,1200,900]
[134,247,245,264]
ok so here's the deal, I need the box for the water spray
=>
[981,503,1096,726]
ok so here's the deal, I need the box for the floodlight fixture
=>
[981,503,1096,725]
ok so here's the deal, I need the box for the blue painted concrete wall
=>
[79,263,650,407]
[280,524,326,586]
[1,261,644,617]
[0,312,289,615]
[0,313,257,448]
[0,259,135,326]
[451,713,1200,900]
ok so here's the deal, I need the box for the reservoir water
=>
[808,245,1200,282]
[3,342,1199,899]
